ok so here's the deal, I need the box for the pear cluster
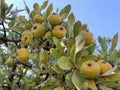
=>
[80,60,112,79]
[20,11,67,47]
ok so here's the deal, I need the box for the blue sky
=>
[6,0,120,49]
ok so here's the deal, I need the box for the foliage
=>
[0,0,120,90]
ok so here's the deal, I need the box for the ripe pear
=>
[97,60,112,74]
[52,25,66,39]
[48,13,62,26]
[80,31,94,46]
[21,31,33,46]
[34,14,44,23]
[31,23,45,38]
[80,60,100,79]
[17,48,29,63]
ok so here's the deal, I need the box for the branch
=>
[35,74,49,89]
[0,37,21,43]
[1,21,6,37]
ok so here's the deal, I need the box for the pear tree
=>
[0,0,120,90]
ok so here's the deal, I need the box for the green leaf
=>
[102,71,120,81]
[40,86,52,90]
[68,13,75,26]
[73,21,82,37]
[85,79,98,90]
[82,55,97,61]
[39,49,48,67]
[57,56,73,70]
[65,73,74,88]
[51,65,64,74]
[109,33,118,52]
[70,44,75,60]
[64,37,75,48]
[98,36,108,54]
[75,33,85,55]
[23,0,30,14]
[33,3,39,10]
[100,86,112,90]
[53,37,64,53]
[60,4,71,17]
[40,0,48,11]
[11,26,23,32]
[0,73,4,84]
[77,55,97,66]
[72,70,83,90]
[87,43,96,54]
[46,3,53,18]
[5,4,13,15]
[102,81,120,88]
[50,48,61,59]
[19,16,28,24]
[81,24,87,30]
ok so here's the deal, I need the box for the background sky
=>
[6,0,120,49]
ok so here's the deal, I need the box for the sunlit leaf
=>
[60,4,71,18]
[51,65,64,74]
[50,48,61,59]
[102,71,120,81]
[46,3,53,18]
[83,55,97,61]
[53,37,64,53]
[85,79,98,90]
[68,13,75,26]
[109,33,118,52]
[72,70,83,90]
[19,16,28,24]
[57,56,73,70]
[75,33,85,55]
[40,0,48,11]
[77,55,97,65]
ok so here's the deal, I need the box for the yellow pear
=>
[80,31,94,46]
[48,13,62,26]
[80,60,100,79]
[52,25,66,39]
[17,48,29,63]
[21,31,33,46]
[34,14,44,23]
[97,60,112,74]
[31,23,45,38]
